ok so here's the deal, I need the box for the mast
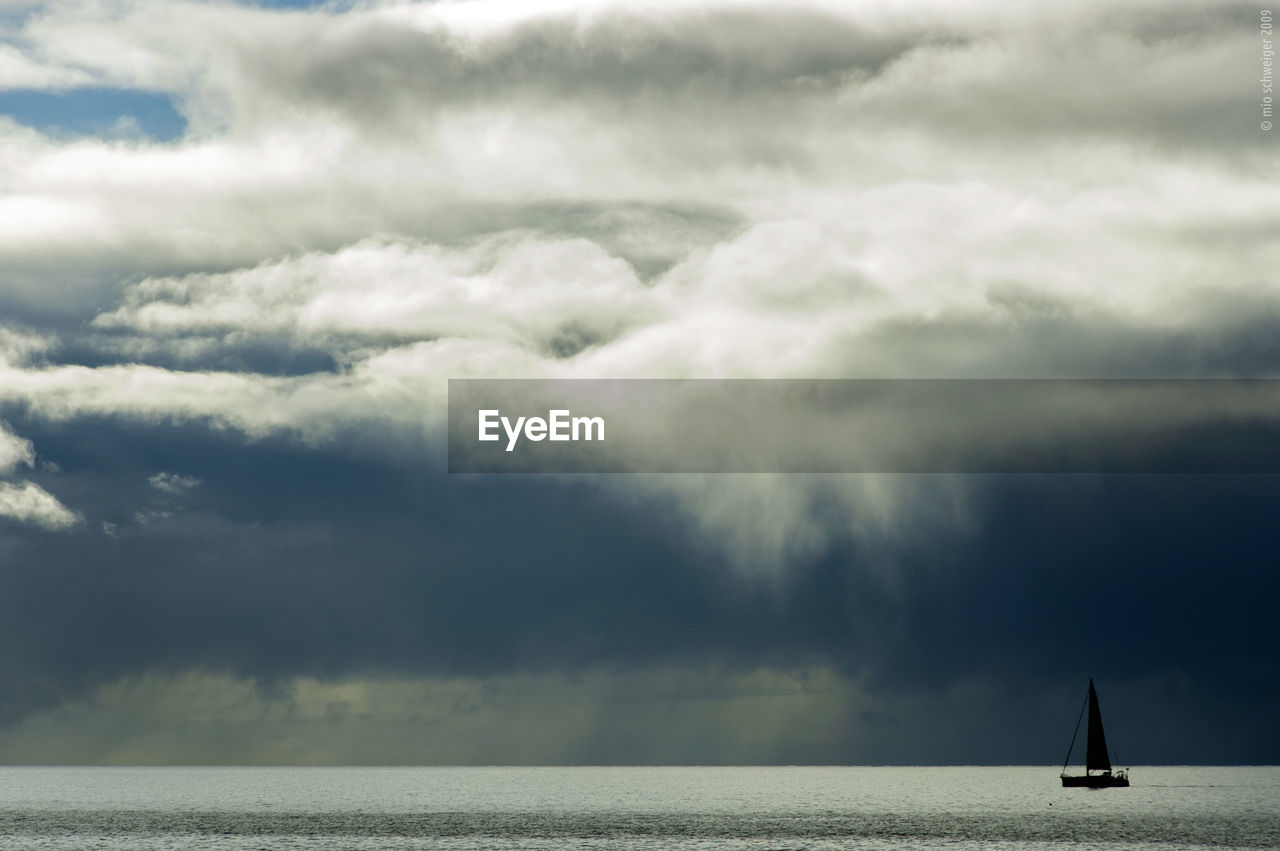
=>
[1084,678,1113,774]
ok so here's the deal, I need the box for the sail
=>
[1085,679,1112,773]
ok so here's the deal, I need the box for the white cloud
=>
[0,420,35,475]
[0,479,78,529]
[0,419,78,530]
[0,359,427,445]
[0,325,52,366]
[148,471,201,495]
[0,0,1267,296]
[92,235,658,358]
[0,42,95,88]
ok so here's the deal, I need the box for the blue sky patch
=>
[0,88,186,142]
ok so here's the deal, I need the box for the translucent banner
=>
[447,379,1280,473]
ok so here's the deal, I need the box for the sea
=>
[0,766,1276,850]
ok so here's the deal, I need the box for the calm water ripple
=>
[0,766,1275,850]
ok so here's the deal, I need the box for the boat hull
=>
[1061,773,1129,788]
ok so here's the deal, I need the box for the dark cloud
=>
[1,414,1276,762]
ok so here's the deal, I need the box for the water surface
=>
[1,766,1275,849]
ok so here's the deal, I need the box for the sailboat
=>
[1060,679,1130,788]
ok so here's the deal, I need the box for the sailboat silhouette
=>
[1060,679,1130,788]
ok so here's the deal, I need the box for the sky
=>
[0,0,1277,765]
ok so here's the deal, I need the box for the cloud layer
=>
[0,0,1277,763]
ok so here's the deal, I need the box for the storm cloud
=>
[0,0,1277,764]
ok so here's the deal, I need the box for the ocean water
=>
[0,766,1276,850]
